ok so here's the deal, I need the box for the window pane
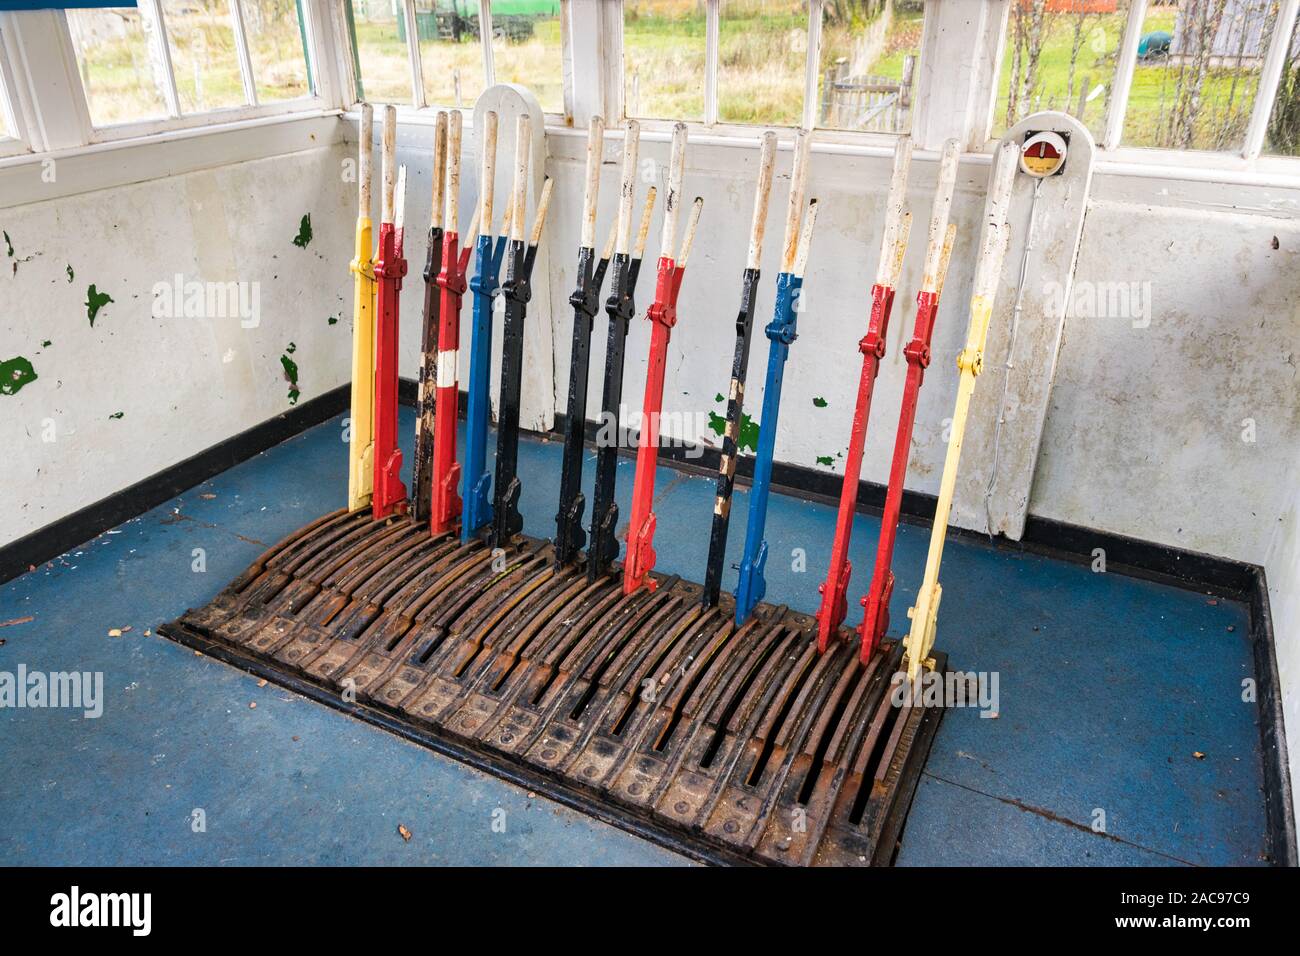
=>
[718,0,807,126]
[348,0,413,104]
[162,0,247,112]
[817,0,921,134]
[1124,0,1287,152]
[994,0,1122,141]
[415,0,484,108]
[0,41,10,139]
[624,0,706,120]
[67,7,169,126]
[1264,4,1299,154]
[492,2,564,114]
[240,0,312,102]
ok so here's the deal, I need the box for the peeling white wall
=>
[1033,183,1300,565]
[1266,441,1300,794]
[1,143,355,545]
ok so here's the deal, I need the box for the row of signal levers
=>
[346,104,1021,683]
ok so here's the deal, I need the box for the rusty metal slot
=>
[328,530,450,598]
[539,586,663,709]
[252,511,357,581]
[571,590,686,723]
[485,574,598,690]
[381,548,496,638]
[451,548,553,640]
[699,626,786,769]
[490,640,533,692]
[417,546,548,656]
[295,519,411,583]
[277,514,379,578]
[848,696,907,825]
[648,618,733,749]
[520,582,633,702]
[796,657,863,805]
[603,607,702,739]
[745,640,819,787]
[452,568,556,677]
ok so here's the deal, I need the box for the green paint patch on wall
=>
[109,411,124,420]
[280,347,301,406]
[327,315,338,325]
[66,264,74,283]
[41,340,51,348]
[292,214,313,249]
[813,396,828,408]
[708,393,759,452]
[86,285,114,327]
[815,455,834,466]
[3,231,12,257]
[1,356,37,396]
[707,409,759,453]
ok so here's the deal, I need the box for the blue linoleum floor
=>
[0,407,1268,866]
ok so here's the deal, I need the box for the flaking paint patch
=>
[65,264,74,283]
[813,396,828,408]
[292,214,313,249]
[707,408,759,453]
[707,393,760,452]
[86,285,114,326]
[280,342,300,405]
[5,230,36,275]
[1,356,37,396]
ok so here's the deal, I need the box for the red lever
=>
[429,231,473,536]
[372,220,408,520]
[815,281,896,651]
[856,288,939,661]
[623,255,685,595]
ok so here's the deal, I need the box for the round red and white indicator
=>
[1020,131,1067,178]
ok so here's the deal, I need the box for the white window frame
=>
[343,0,572,125]
[996,0,1300,164]
[61,0,332,145]
[620,0,916,147]
[0,23,31,158]
[3,0,1299,177]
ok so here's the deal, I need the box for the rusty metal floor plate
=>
[158,509,944,866]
